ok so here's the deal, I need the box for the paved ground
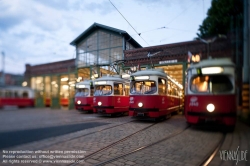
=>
[0,107,249,166]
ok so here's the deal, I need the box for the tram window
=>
[150,82,157,91]
[144,81,157,94]
[158,78,166,95]
[5,91,12,98]
[94,85,112,96]
[130,81,156,94]
[82,88,89,96]
[75,88,89,96]
[124,83,130,96]
[75,89,82,96]
[191,76,209,92]
[90,88,94,96]
[210,75,233,93]
[0,90,2,97]
[94,86,101,96]
[130,82,141,94]
[167,81,171,95]
[191,75,233,93]
[114,83,123,95]
[14,91,19,98]
[23,91,28,98]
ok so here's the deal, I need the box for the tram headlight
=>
[98,101,102,106]
[77,100,81,105]
[206,104,215,112]
[138,102,143,107]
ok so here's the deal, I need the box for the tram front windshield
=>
[94,85,112,96]
[75,88,89,97]
[130,81,157,94]
[190,75,233,93]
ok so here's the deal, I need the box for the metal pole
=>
[241,0,250,123]
[1,51,5,85]
[243,0,249,83]
[207,43,209,58]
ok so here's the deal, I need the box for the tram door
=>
[31,77,44,107]
[44,76,51,107]
[60,75,69,108]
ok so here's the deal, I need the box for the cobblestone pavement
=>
[0,108,249,166]
[103,122,250,166]
[81,115,188,166]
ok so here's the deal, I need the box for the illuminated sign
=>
[159,59,177,64]
[95,81,107,85]
[134,76,149,80]
[191,54,200,63]
[201,67,223,74]
[78,85,86,88]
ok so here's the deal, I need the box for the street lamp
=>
[198,35,227,58]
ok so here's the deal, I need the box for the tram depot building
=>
[24,23,236,109]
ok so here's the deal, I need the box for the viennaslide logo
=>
[219,146,248,165]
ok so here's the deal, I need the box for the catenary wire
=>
[109,0,150,46]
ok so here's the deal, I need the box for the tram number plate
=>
[137,112,145,116]
[205,118,215,122]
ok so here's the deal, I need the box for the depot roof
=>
[70,22,142,48]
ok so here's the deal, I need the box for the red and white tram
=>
[93,75,130,116]
[184,58,236,127]
[74,80,94,113]
[0,86,35,108]
[129,68,183,120]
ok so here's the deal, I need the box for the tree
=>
[197,0,243,38]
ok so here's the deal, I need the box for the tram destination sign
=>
[159,59,178,64]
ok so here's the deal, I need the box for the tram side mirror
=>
[197,68,202,75]
[192,68,202,75]
[130,76,135,81]
[90,82,94,89]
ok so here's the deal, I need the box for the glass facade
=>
[31,77,44,97]
[27,24,140,109]
[126,41,135,50]
[77,30,123,68]
[30,73,76,108]
[78,68,91,80]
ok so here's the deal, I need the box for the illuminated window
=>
[130,81,157,95]
[190,75,233,93]
[114,83,123,95]
[158,78,166,95]
[75,88,89,97]
[94,85,112,96]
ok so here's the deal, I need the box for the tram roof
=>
[189,58,235,69]
[94,75,129,82]
[131,68,167,78]
[76,80,92,85]
[0,85,33,91]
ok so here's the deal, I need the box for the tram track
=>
[28,118,137,151]
[69,122,160,166]
[70,124,190,166]
[198,132,226,166]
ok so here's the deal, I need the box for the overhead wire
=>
[159,0,200,43]
[131,27,195,37]
[130,27,166,36]
[164,0,197,26]
[128,0,198,40]
[109,0,150,46]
